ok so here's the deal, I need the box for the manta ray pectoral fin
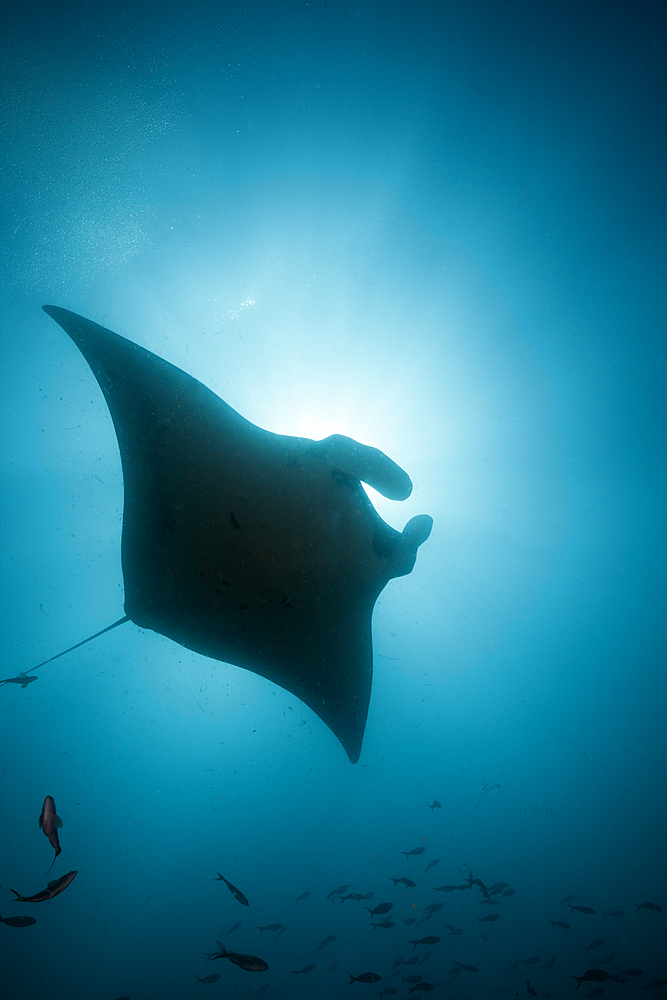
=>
[318,434,413,501]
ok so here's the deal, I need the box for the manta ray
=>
[35,306,432,762]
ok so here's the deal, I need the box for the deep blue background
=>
[1,2,665,998]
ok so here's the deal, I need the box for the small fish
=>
[292,964,315,977]
[295,891,311,901]
[401,847,426,859]
[547,919,571,929]
[634,901,662,911]
[366,902,393,917]
[586,939,604,952]
[475,913,500,923]
[409,936,441,950]
[390,877,416,888]
[194,974,221,983]
[615,967,644,977]
[526,979,537,997]
[424,859,439,873]
[215,874,249,906]
[568,905,596,914]
[0,913,37,927]
[257,923,283,934]
[313,935,336,952]
[348,972,381,984]
[453,961,478,972]
[540,956,556,970]
[427,801,441,811]
[434,885,457,892]
[403,917,417,925]
[39,796,63,877]
[226,920,241,934]
[326,883,349,899]
[0,672,38,688]
[213,943,268,972]
[340,893,365,903]
[571,969,612,990]
[371,921,395,930]
[423,902,444,914]
[9,870,78,902]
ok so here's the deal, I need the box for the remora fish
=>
[9,870,78,902]
[39,795,63,876]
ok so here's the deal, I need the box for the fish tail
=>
[348,972,356,984]
[8,889,23,901]
[44,853,57,878]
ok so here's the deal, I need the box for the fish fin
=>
[54,815,63,828]
[44,854,58,878]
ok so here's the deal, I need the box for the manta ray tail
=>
[31,616,131,672]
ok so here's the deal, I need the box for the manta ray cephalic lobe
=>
[40,305,433,761]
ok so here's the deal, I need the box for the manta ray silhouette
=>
[39,306,432,762]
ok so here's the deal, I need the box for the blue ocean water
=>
[1,2,665,998]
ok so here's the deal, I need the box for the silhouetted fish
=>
[313,935,336,952]
[327,884,349,899]
[427,801,441,811]
[348,972,381,984]
[371,921,395,930]
[586,939,604,952]
[9,871,77,902]
[194,974,221,983]
[453,961,478,972]
[548,920,571,929]
[257,923,283,934]
[213,943,268,972]
[571,969,612,990]
[226,920,242,934]
[366,902,393,917]
[616,967,644,977]
[401,847,426,859]
[39,796,63,877]
[526,979,537,997]
[409,936,441,950]
[634,901,662,911]
[568,905,595,914]
[424,859,439,873]
[475,913,500,923]
[215,874,249,906]
[433,885,457,892]
[0,913,37,927]
[0,672,37,688]
[295,892,311,901]
[292,964,315,977]
[391,878,416,888]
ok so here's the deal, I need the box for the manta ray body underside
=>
[40,306,432,762]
